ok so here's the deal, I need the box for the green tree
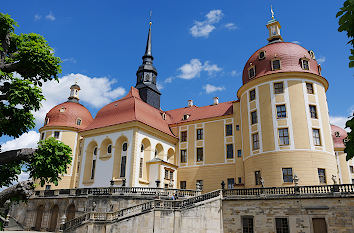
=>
[336,0,354,68]
[345,114,354,160]
[0,13,72,207]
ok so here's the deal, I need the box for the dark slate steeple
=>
[135,21,161,109]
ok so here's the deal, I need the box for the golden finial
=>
[149,10,152,26]
[271,5,275,19]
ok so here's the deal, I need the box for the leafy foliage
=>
[0,161,22,187]
[337,0,354,68]
[0,12,61,138]
[345,114,354,160]
[28,137,72,186]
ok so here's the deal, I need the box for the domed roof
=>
[242,42,321,85]
[43,102,93,130]
[331,124,348,149]
[82,87,175,137]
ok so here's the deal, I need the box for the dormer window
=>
[335,132,340,137]
[59,107,66,112]
[161,112,166,120]
[272,59,281,70]
[76,118,82,125]
[44,117,49,125]
[308,50,315,59]
[318,65,322,75]
[301,58,310,70]
[248,66,256,78]
[183,114,190,120]
[258,51,266,60]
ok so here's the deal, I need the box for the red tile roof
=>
[165,101,234,125]
[43,102,93,130]
[243,42,321,84]
[82,87,175,137]
[331,124,348,149]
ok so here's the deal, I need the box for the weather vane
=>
[149,10,152,26]
[75,75,79,85]
[271,5,275,19]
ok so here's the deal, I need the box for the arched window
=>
[120,143,128,177]
[107,144,112,154]
[155,149,158,157]
[91,147,97,179]
[140,144,144,153]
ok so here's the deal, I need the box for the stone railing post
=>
[59,214,66,232]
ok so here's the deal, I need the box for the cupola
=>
[266,6,283,43]
[68,83,81,103]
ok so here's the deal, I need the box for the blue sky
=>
[0,0,353,149]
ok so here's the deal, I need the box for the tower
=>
[135,21,161,109]
[68,83,81,103]
[238,11,336,187]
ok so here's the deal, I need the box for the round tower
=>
[237,13,337,187]
[38,83,93,190]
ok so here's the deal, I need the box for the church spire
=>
[135,14,161,109]
[266,6,283,44]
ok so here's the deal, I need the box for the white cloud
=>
[291,41,301,44]
[164,77,173,83]
[34,14,41,21]
[1,131,40,152]
[45,12,56,21]
[62,57,77,64]
[230,70,241,77]
[317,56,326,64]
[330,116,350,131]
[203,84,225,94]
[190,9,223,38]
[33,73,126,126]
[178,59,204,79]
[224,23,237,30]
[156,82,163,90]
[203,61,222,76]
[178,59,222,80]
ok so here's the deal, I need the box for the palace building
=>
[6,13,354,233]
[37,14,354,194]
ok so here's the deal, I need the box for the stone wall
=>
[222,197,354,233]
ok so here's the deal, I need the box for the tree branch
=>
[0,62,22,73]
[0,180,34,208]
[0,148,36,165]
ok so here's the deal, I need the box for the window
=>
[41,133,45,140]
[309,105,318,119]
[275,218,289,233]
[318,168,326,184]
[236,125,240,131]
[181,131,187,142]
[274,82,284,94]
[196,148,203,162]
[252,133,260,150]
[278,128,289,145]
[54,131,60,139]
[196,180,203,190]
[164,169,169,179]
[44,117,49,125]
[238,177,242,184]
[76,118,82,125]
[272,59,281,70]
[45,185,51,190]
[196,129,203,140]
[248,66,255,78]
[255,171,261,185]
[170,171,174,180]
[180,181,186,189]
[276,105,287,118]
[350,165,354,173]
[155,149,158,157]
[107,144,112,154]
[139,158,143,178]
[306,83,314,94]
[140,144,144,153]
[312,218,327,233]
[313,129,321,146]
[242,216,254,233]
[226,144,234,159]
[282,168,293,183]
[183,114,190,120]
[180,150,187,163]
[352,179,354,184]
[237,149,242,158]
[251,111,257,124]
[301,59,309,70]
[249,89,256,101]
[226,124,233,136]
[259,51,266,60]
[227,178,235,189]
[122,143,128,151]
[91,158,96,180]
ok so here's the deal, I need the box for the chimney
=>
[213,97,219,105]
[188,100,194,107]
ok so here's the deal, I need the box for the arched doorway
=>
[34,205,44,231]
[66,203,76,221]
[49,204,59,232]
